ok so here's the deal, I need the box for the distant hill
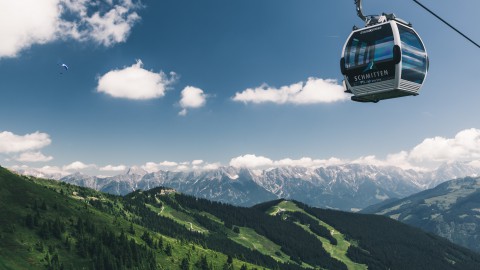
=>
[363,176,480,253]
[2,166,480,270]
[16,162,480,211]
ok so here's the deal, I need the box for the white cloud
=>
[274,157,343,168]
[192,160,204,165]
[0,131,51,153]
[408,129,480,163]
[175,165,190,171]
[15,152,53,162]
[100,164,127,171]
[141,162,159,173]
[79,3,140,46]
[229,155,347,170]
[97,60,176,100]
[203,162,221,170]
[141,161,179,173]
[0,0,59,58]
[468,160,480,168]
[159,161,178,167]
[141,160,221,172]
[0,0,141,59]
[348,128,480,170]
[232,77,348,105]
[230,154,273,169]
[179,86,207,116]
[36,165,69,176]
[10,164,68,177]
[63,161,96,171]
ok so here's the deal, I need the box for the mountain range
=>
[363,176,480,253]
[14,162,480,211]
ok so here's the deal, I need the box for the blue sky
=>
[1,0,480,175]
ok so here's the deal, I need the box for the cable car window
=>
[358,43,367,65]
[398,25,427,84]
[374,36,394,62]
[345,25,394,70]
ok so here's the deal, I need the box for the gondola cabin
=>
[340,19,428,103]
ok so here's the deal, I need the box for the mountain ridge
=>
[362,176,480,253]
[13,162,480,211]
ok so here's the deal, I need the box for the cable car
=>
[340,1,428,103]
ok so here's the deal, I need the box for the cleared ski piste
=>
[268,201,367,270]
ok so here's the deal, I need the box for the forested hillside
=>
[363,176,480,253]
[1,166,480,270]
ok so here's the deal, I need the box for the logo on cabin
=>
[363,61,377,72]
[354,69,390,82]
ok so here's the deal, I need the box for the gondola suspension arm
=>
[355,0,368,23]
[354,0,389,26]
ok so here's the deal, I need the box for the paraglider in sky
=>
[60,63,68,74]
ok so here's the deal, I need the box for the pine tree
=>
[40,200,47,210]
[180,257,190,270]
[129,222,135,235]
[165,243,172,256]
[25,214,34,229]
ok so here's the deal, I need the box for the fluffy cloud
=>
[229,154,273,169]
[274,157,343,168]
[63,161,96,171]
[77,2,140,46]
[33,165,69,176]
[233,77,348,105]
[192,160,204,165]
[175,165,190,171]
[326,129,480,170]
[0,0,141,58]
[229,154,346,169]
[97,60,176,100]
[140,160,223,172]
[15,152,53,162]
[141,161,179,173]
[0,131,51,153]
[409,129,480,163]
[0,0,59,58]
[469,160,480,168]
[159,161,179,167]
[202,162,221,170]
[323,129,480,170]
[179,86,207,116]
[100,164,127,171]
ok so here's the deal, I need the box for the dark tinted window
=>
[345,24,394,70]
[398,24,427,84]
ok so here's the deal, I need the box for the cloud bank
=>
[0,0,141,58]
[233,77,348,105]
[7,128,480,175]
[97,59,176,100]
[228,129,480,170]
